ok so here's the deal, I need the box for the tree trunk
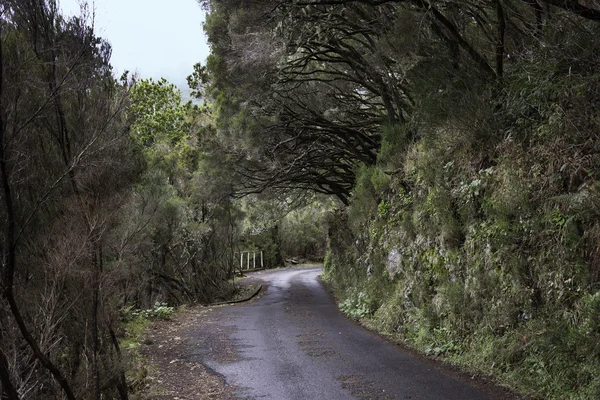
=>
[91,243,102,400]
[109,328,129,400]
[0,324,19,400]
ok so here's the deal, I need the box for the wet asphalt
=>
[186,267,518,400]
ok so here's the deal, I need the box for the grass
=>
[120,303,176,397]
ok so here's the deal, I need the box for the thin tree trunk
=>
[496,0,506,80]
[109,328,130,400]
[91,244,101,400]
[0,325,19,400]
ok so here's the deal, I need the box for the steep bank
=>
[324,66,600,399]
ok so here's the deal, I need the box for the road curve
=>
[186,267,516,400]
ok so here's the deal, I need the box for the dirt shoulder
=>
[141,305,236,400]
[140,280,263,400]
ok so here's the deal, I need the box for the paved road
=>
[187,267,517,400]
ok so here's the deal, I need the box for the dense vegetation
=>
[200,0,600,398]
[3,0,600,398]
[0,2,329,397]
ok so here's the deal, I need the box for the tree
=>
[0,2,135,398]
[122,77,244,304]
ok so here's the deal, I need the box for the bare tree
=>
[1,1,135,398]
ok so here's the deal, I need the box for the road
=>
[185,267,518,400]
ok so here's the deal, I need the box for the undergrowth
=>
[324,39,600,400]
[120,302,176,396]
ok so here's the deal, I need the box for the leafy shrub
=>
[339,291,376,320]
[324,58,600,398]
[122,302,175,322]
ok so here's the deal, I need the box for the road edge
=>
[316,274,529,400]
[209,284,263,306]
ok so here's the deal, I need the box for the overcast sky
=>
[60,0,210,88]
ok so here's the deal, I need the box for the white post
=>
[253,251,256,269]
[239,252,243,273]
[261,251,264,268]
[246,251,249,270]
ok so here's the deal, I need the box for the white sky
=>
[60,0,210,88]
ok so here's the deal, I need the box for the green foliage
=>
[203,0,600,399]
[347,165,380,234]
[324,36,600,398]
[279,198,332,260]
[238,194,332,265]
[127,78,201,176]
[117,74,244,308]
[243,228,281,269]
[339,291,376,320]
[122,302,175,322]
[0,3,144,398]
[128,77,189,147]
[378,124,413,168]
